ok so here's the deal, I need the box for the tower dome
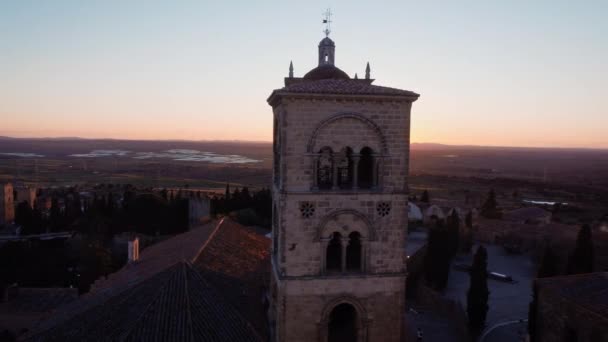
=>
[303,65,350,80]
[303,36,350,80]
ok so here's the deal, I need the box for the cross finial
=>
[365,62,371,79]
[322,8,332,37]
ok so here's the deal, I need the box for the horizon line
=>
[1,135,607,151]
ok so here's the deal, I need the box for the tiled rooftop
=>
[537,272,608,319]
[269,78,419,99]
[22,218,271,341]
[192,219,271,339]
[24,262,262,342]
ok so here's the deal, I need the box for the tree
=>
[424,222,452,291]
[566,224,594,275]
[420,190,430,203]
[76,238,112,294]
[224,183,231,201]
[241,186,252,204]
[537,244,558,278]
[528,284,538,342]
[467,245,489,338]
[447,210,460,257]
[465,210,473,229]
[15,201,33,229]
[106,192,115,215]
[49,198,62,231]
[480,189,501,219]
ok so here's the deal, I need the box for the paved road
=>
[406,305,462,342]
[482,320,528,342]
[443,244,535,340]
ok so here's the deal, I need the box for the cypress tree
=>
[465,210,473,229]
[424,226,438,285]
[467,245,489,338]
[49,198,62,232]
[224,183,231,201]
[107,192,115,215]
[424,222,452,291]
[447,210,460,257]
[435,224,452,290]
[537,245,558,278]
[566,224,594,275]
[480,189,501,219]
[421,189,430,203]
[528,284,538,342]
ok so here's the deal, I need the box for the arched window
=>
[346,232,362,271]
[317,147,333,189]
[358,147,374,189]
[337,147,353,189]
[328,303,358,342]
[326,232,342,272]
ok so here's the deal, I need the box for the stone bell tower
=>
[267,33,419,342]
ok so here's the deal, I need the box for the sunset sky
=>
[1,1,606,148]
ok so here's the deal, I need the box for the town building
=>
[14,185,37,209]
[267,33,419,341]
[534,272,608,342]
[0,183,15,225]
[188,194,211,227]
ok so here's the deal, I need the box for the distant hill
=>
[0,136,605,152]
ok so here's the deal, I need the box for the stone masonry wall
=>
[274,98,412,193]
[274,274,406,342]
[270,94,414,342]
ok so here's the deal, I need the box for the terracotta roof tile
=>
[269,78,419,99]
[192,219,271,339]
[22,219,270,341]
[24,262,262,341]
[537,272,608,320]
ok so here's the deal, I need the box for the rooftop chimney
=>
[128,237,140,263]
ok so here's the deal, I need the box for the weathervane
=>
[322,8,332,37]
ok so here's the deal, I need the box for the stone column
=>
[371,155,380,189]
[352,154,360,190]
[332,158,339,190]
[360,237,368,272]
[320,237,330,275]
[341,236,349,272]
[312,154,319,190]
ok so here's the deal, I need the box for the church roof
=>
[23,262,262,342]
[22,219,270,341]
[268,78,419,104]
[192,219,271,338]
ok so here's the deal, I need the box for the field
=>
[1,138,607,215]
[0,138,271,189]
